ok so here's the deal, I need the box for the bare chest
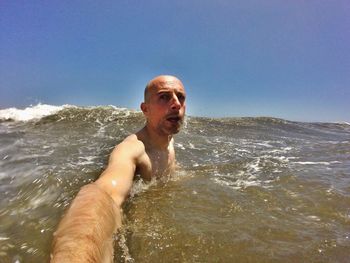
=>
[136,149,175,180]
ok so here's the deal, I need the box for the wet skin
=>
[50,75,186,263]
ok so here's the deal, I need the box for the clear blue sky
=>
[1,0,349,122]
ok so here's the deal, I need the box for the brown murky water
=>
[0,106,349,262]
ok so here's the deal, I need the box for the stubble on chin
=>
[157,121,182,136]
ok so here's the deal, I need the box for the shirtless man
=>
[50,75,186,262]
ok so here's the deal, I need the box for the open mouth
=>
[166,116,181,123]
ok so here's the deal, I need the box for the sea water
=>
[0,105,349,262]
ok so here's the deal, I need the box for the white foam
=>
[294,161,341,165]
[129,177,157,198]
[212,175,262,190]
[115,230,134,263]
[236,148,251,153]
[255,142,273,148]
[175,143,186,150]
[306,215,321,222]
[262,147,292,154]
[246,158,261,173]
[0,104,69,121]
[77,156,97,165]
[189,142,195,149]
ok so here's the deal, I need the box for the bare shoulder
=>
[109,134,145,163]
[96,134,146,205]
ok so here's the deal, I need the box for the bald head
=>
[144,75,184,103]
[141,75,186,135]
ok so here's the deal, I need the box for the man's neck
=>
[142,126,172,151]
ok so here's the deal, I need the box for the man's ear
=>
[141,102,148,114]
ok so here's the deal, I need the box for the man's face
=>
[142,77,186,136]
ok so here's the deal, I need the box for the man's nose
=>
[170,95,181,110]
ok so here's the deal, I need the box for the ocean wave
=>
[0,104,71,122]
[0,103,348,134]
[0,104,140,122]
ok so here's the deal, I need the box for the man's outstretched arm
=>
[50,141,137,263]
[50,183,120,262]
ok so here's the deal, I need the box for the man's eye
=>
[160,94,170,101]
[178,94,185,102]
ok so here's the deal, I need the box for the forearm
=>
[50,183,122,263]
